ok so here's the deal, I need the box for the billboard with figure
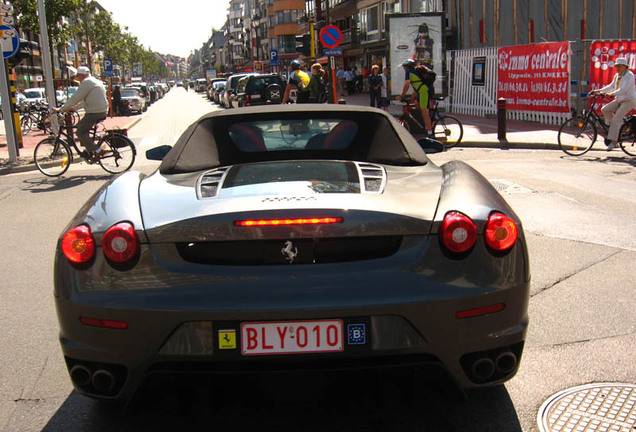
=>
[387,13,445,97]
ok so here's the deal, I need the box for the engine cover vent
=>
[197,167,231,199]
[355,162,387,194]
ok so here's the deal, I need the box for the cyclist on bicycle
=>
[52,66,108,161]
[395,58,433,136]
[589,57,636,151]
[282,59,311,104]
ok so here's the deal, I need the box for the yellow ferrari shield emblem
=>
[218,329,237,350]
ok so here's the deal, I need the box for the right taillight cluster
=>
[61,222,140,268]
[440,211,518,255]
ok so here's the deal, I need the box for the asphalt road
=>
[0,88,634,432]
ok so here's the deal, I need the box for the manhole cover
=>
[538,383,636,432]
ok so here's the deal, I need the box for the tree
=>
[14,0,79,50]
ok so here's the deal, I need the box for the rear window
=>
[228,119,358,153]
[121,90,139,98]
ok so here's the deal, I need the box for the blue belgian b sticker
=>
[347,324,366,345]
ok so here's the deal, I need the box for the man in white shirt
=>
[590,57,636,151]
[53,66,109,159]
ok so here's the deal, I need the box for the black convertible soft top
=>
[159,104,431,174]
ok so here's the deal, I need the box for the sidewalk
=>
[0,94,561,175]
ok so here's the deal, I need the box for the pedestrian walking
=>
[380,66,390,111]
[336,66,346,96]
[368,65,383,108]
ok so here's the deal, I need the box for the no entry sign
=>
[319,25,342,49]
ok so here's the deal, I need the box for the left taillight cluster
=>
[62,222,139,266]
[440,211,518,255]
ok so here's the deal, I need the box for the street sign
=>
[323,48,343,56]
[270,49,278,62]
[104,58,113,72]
[0,25,19,59]
[267,61,281,66]
[1,16,14,26]
[103,71,115,77]
[319,25,342,49]
[0,4,13,15]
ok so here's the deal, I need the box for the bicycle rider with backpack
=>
[395,58,435,136]
[282,59,311,104]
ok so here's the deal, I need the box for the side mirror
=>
[146,145,172,161]
[417,137,445,154]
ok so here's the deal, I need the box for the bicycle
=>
[19,100,53,135]
[33,112,136,176]
[557,94,636,156]
[397,96,464,147]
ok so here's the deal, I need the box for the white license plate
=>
[241,320,344,355]
[251,94,261,99]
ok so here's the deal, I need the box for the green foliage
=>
[14,0,174,79]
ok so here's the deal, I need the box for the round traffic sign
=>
[0,25,20,59]
[319,25,342,49]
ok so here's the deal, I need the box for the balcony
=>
[341,28,360,47]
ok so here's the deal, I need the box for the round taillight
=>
[62,225,95,263]
[440,212,477,253]
[102,222,139,263]
[485,212,518,251]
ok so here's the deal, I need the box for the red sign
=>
[589,40,636,92]
[319,25,342,49]
[497,42,570,113]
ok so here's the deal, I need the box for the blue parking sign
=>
[0,25,20,59]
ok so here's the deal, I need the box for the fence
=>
[449,46,572,125]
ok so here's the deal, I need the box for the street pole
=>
[0,56,18,162]
[37,0,59,133]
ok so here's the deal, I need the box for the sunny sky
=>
[96,0,231,58]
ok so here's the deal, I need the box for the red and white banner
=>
[589,40,636,91]
[497,42,570,113]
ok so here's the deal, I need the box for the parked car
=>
[55,90,67,106]
[233,73,284,107]
[23,87,47,105]
[119,87,147,114]
[208,80,226,103]
[54,104,529,405]
[195,78,208,93]
[221,73,251,108]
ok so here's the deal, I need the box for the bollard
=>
[338,98,346,104]
[497,97,507,142]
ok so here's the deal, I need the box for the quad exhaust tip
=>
[91,369,116,392]
[470,350,518,381]
[69,365,116,393]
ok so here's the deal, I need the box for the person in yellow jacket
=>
[282,59,310,104]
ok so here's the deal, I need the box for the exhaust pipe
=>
[91,369,116,392]
[495,351,518,375]
[69,365,92,387]
[471,357,495,381]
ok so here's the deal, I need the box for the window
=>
[278,35,296,54]
[276,10,300,24]
[359,6,379,43]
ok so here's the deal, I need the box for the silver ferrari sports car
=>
[55,104,529,403]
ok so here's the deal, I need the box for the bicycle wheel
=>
[558,117,597,156]
[433,115,464,147]
[21,115,33,135]
[98,133,136,174]
[33,137,72,176]
[618,122,636,156]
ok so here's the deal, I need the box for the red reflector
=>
[235,217,344,227]
[102,222,139,263]
[80,316,129,329]
[440,212,477,253]
[456,303,505,319]
[62,225,95,263]
[485,213,518,251]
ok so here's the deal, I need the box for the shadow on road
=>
[22,174,112,193]
[41,370,522,431]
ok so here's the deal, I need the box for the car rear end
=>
[54,157,529,403]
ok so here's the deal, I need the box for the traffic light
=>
[7,39,32,67]
[295,34,311,56]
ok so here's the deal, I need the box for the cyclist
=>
[282,59,310,104]
[589,57,636,151]
[53,66,108,160]
[395,58,433,136]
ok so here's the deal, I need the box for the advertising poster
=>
[588,40,636,114]
[387,13,444,96]
[497,42,570,113]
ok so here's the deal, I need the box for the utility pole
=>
[37,0,59,133]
